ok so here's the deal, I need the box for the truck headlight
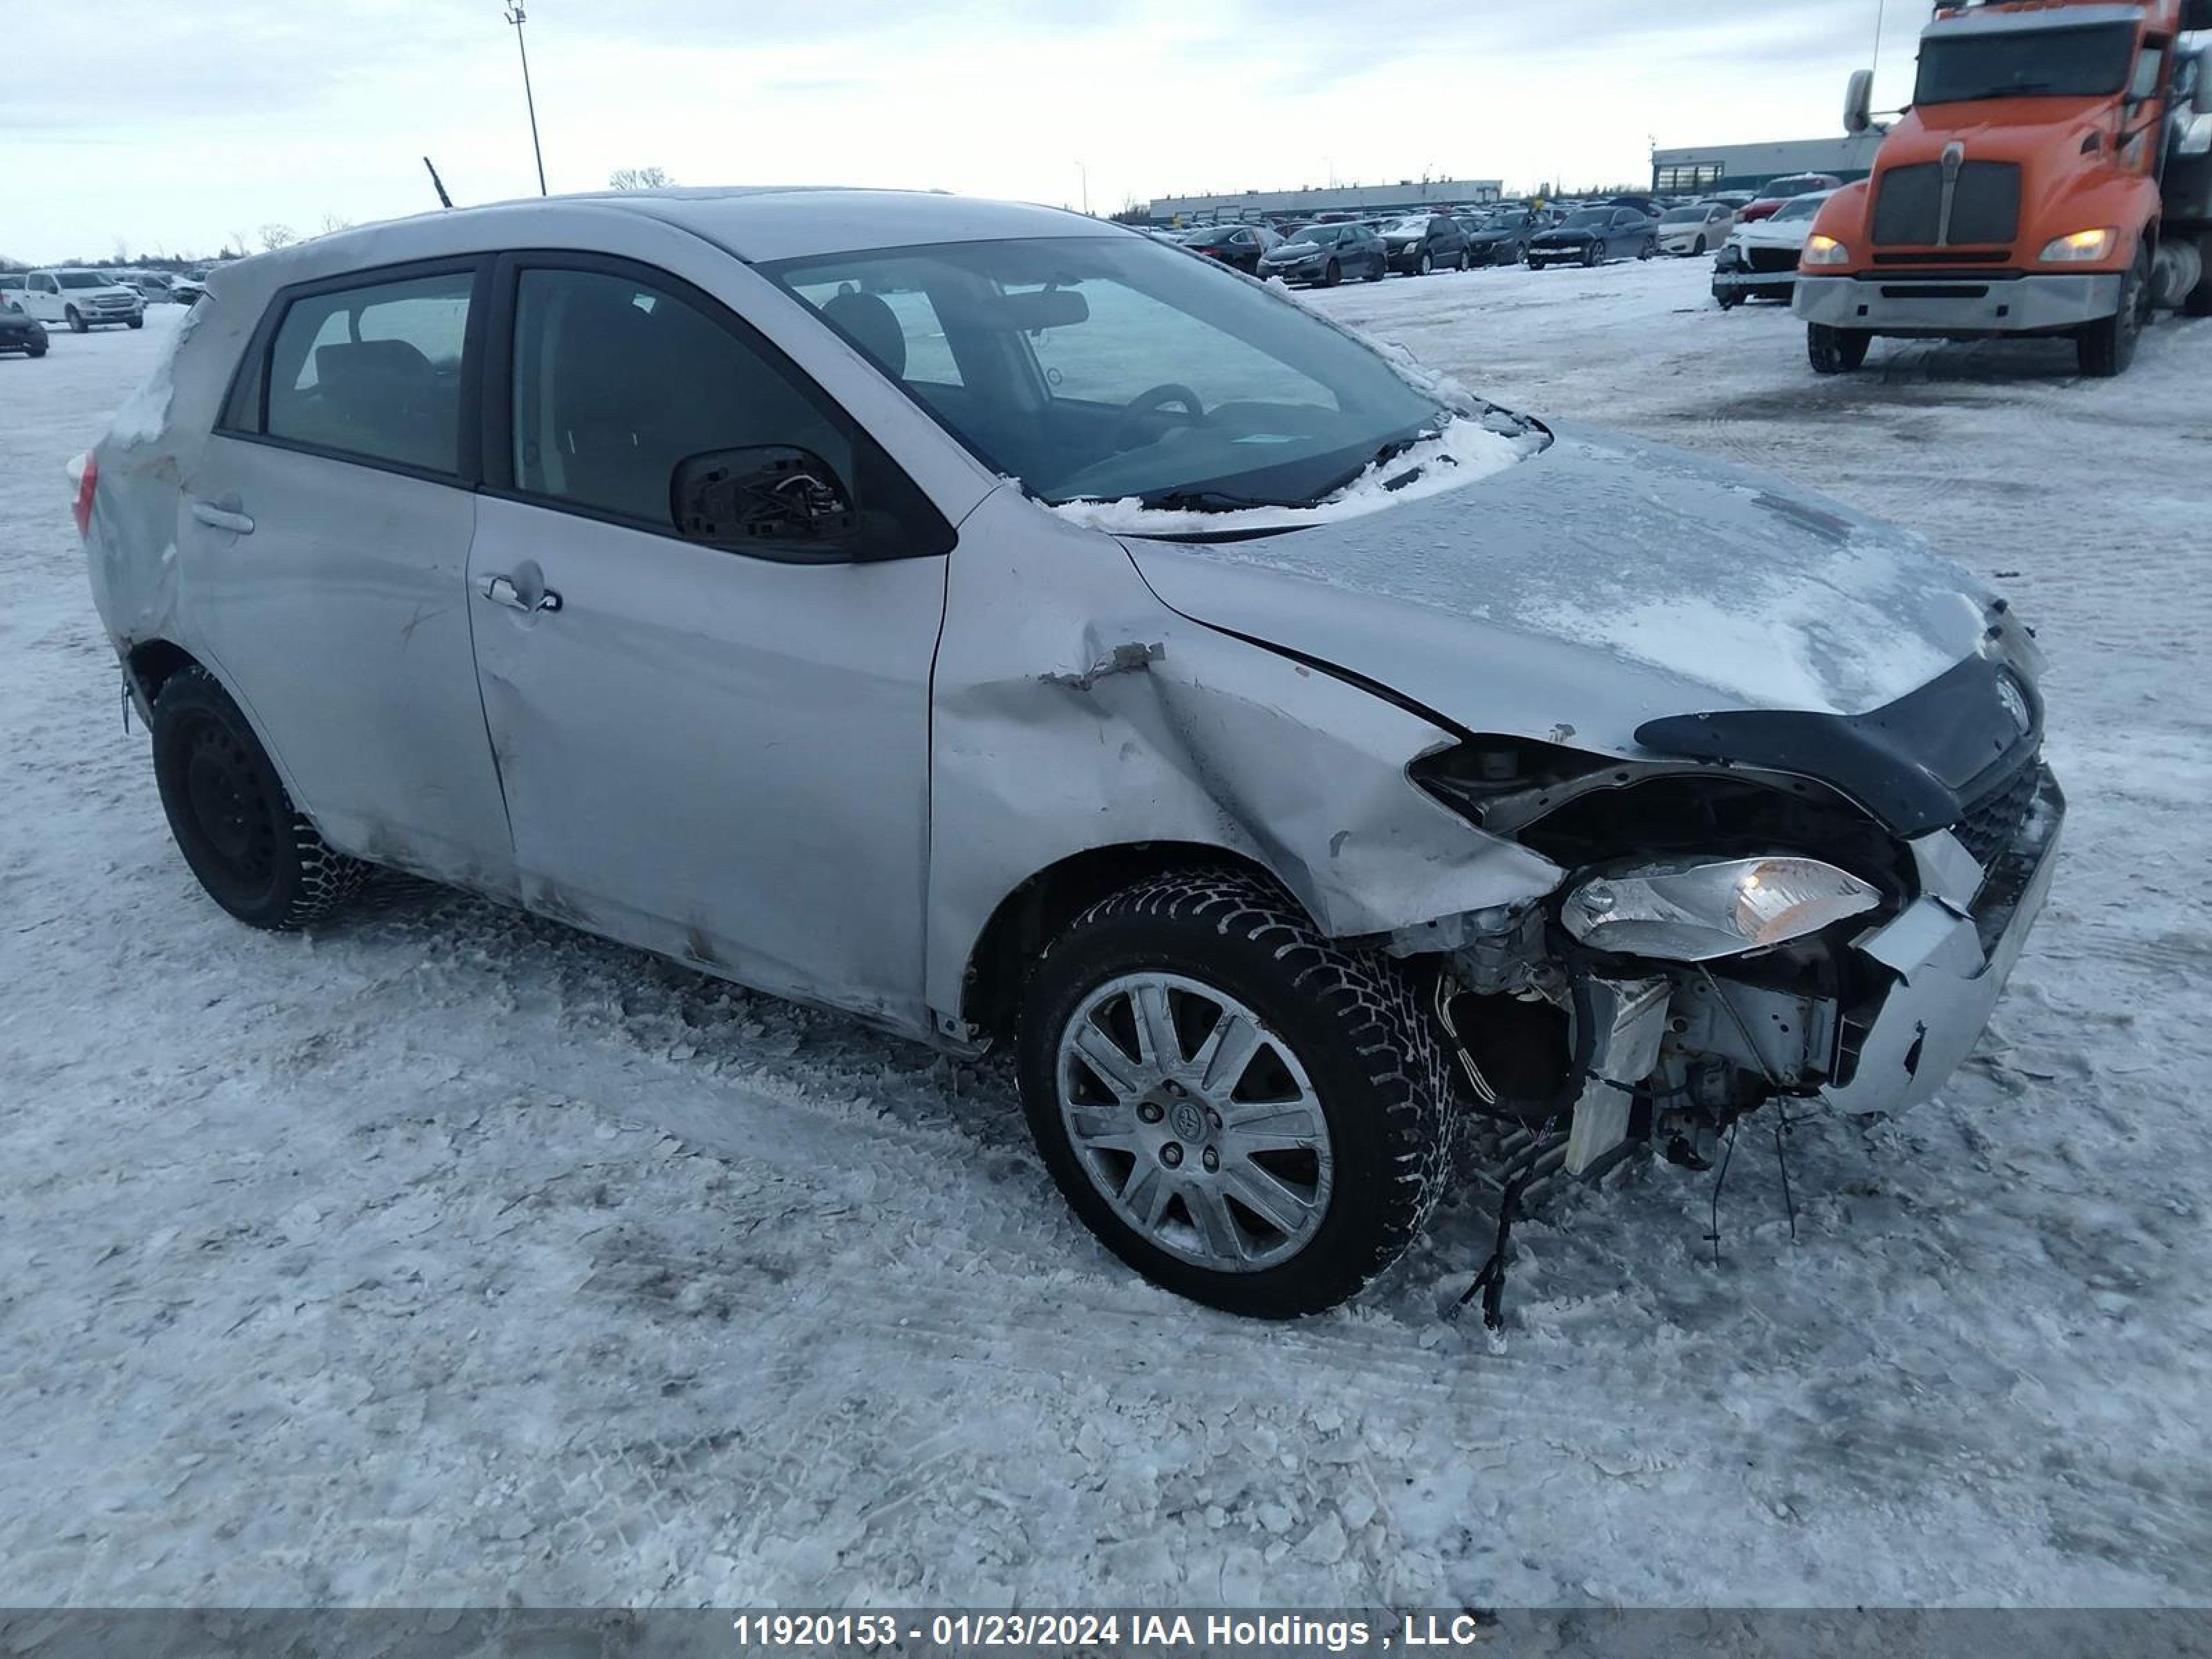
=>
[1803,234,1850,266]
[1564,856,1880,962]
[2038,228,2116,263]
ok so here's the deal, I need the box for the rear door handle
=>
[189,500,255,535]
[482,574,562,615]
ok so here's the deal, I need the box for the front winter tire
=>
[1017,870,1449,1319]
[151,666,371,930]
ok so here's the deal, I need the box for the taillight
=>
[72,455,97,540]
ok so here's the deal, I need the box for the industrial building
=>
[1145,179,1505,226]
[1650,135,1886,195]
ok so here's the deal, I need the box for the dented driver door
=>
[465,254,950,1035]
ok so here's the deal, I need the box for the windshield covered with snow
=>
[768,235,1447,512]
[1915,22,2135,104]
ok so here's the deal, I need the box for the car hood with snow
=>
[1120,422,1997,754]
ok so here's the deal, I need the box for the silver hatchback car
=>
[82,188,2061,1319]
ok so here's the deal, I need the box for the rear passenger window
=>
[263,270,474,474]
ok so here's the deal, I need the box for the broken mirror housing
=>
[1564,856,1881,962]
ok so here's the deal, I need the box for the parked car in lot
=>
[1526,206,1658,268]
[1656,201,1736,256]
[81,188,2062,1320]
[1712,189,1837,308]
[169,272,211,303]
[1736,174,1844,225]
[1378,213,1471,275]
[1178,223,1282,274]
[19,268,144,331]
[1258,221,1389,285]
[1455,207,1546,266]
[0,294,49,357]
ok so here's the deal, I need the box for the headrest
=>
[821,288,908,379]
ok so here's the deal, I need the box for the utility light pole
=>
[505,4,547,196]
[1077,161,1089,216]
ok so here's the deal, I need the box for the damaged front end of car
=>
[1386,641,2063,1187]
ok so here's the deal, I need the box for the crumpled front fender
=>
[924,488,1564,1020]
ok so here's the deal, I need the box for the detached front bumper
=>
[1794,271,2122,337]
[1824,767,2065,1116]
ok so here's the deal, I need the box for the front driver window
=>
[509,266,851,532]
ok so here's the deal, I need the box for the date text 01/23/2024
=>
[727,1611,1487,1651]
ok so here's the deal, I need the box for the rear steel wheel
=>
[151,666,371,930]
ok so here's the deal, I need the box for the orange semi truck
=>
[1796,0,2212,376]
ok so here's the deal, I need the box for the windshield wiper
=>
[1306,433,1435,502]
[1138,487,1297,513]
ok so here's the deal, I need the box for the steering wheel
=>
[1106,382,1208,453]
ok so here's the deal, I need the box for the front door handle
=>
[189,499,255,535]
[482,574,562,615]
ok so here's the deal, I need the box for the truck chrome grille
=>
[1873,161,2021,248]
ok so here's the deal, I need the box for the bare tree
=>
[259,224,299,252]
[608,166,674,191]
[319,213,356,237]
[227,230,251,260]
[113,236,132,264]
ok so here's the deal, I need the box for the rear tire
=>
[1017,870,1450,1320]
[151,666,372,930]
[2077,249,2149,377]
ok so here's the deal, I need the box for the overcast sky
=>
[6,0,1912,263]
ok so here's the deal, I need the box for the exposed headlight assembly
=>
[1564,856,1880,962]
[1802,234,1850,266]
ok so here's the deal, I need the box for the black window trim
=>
[213,254,491,489]
[478,247,954,565]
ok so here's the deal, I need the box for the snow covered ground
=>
[2,262,2208,1611]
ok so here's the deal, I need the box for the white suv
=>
[20,268,144,332]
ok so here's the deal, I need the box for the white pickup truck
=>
[18,269,144,332]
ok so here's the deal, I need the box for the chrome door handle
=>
[482,574,562,615]
[189,500,255,535]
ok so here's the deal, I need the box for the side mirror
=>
[671,446,858,552]
[1844,68,1875,136]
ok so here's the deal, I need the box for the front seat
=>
[820,288,908,379]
